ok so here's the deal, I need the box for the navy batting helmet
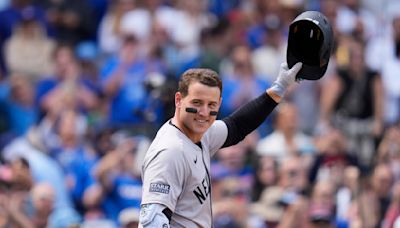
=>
[287,11,334,80]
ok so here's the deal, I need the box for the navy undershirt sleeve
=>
[221,93,278,148]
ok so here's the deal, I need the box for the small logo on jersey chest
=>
[149,183,170,194]
[194,156,198,164]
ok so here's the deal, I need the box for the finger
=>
[289,62,303,75]
[281,62,289,70]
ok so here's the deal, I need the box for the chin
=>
[192,127,207,135]
[192,124,209,135]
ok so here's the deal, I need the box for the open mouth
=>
[195,119,208,124]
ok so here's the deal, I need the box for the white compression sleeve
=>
[139,203,170,228]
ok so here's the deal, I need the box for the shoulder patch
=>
[150,182,170,194]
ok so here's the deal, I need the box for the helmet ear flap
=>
[287,11,334,80]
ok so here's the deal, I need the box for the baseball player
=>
[139,62,303,227]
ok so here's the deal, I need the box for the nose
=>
[197,105,210,116]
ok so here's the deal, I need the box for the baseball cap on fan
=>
[287,11,334,80]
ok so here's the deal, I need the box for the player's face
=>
[175,81,221,142]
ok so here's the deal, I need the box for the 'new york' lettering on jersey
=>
[193,174,211,204]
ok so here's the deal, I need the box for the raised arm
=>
[222,62,302,147]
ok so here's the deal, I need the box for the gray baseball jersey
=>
[141,120,228,227]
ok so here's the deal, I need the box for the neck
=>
[283,130,295,139]
[61,137,78,148]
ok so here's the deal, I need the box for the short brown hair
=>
[178,68,222,97]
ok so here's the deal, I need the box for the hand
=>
[269,62,302,98]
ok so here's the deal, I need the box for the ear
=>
[175,92,182,108]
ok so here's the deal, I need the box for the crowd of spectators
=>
[0,0,399,227]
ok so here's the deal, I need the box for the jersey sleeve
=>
[203,120,228,157]
[141,148,188,212]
